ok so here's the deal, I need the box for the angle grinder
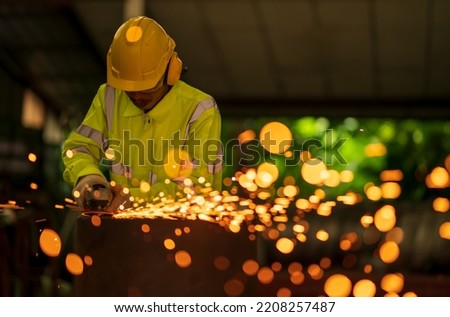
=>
[85,184,113,212]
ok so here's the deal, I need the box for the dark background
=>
[1,0,449,297]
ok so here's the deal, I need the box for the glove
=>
[73,174,110,210]
[73,175,132,213]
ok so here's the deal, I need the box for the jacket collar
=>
[121,82,181,121]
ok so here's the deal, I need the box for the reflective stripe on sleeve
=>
[105,86,134,181]
[75,124,107,150]
[105,85,115,132]
[207,160,222,174]
[207,144,223,174]
[69,146,93,156]
[184,98,217,140]
[111,163,133,179]
[149,172,157,185]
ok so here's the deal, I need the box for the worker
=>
[62,16,222,212]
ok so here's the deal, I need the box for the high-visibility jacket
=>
[62,80,222,200]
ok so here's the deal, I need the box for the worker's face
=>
[125,77,167,111]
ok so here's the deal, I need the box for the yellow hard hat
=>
[107,16,182,91]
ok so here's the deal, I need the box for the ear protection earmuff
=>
[166,52,183,85]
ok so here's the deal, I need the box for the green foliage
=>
[221,116,450,202]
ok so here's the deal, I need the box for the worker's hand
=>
[104,182,132,213]
[72,174,110,210]
[73,175,132,213]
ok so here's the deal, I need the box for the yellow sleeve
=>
[62,85,108,186]
[185,104,223,192]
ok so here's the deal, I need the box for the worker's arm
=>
[62,85,130,211]
[182,101,223,192]
[62,85,108,186]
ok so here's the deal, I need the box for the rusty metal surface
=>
[75,216,258,296]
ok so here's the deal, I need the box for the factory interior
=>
[1,0,450,297]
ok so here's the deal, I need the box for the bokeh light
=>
[275,237,295,254]
[223,278,245,296]
[374,205,396,232]
[65,253,84,276]
[39,229,61,257]
[242,259,259,276]
[324,274,352,297]
[439,222,450,240]
[91,215,102,227]
[174,250,192,268]
[433,197,449,213]
[353,279,376,297]
[381,273,404,294]
[214,256,230,271]
[301,158,327,185]
[277,287,292,297]
[257,267,275,284]
[379,241,400,264]
[164,148,192,179]
[259,121,292,154]
[164,239,176,250]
